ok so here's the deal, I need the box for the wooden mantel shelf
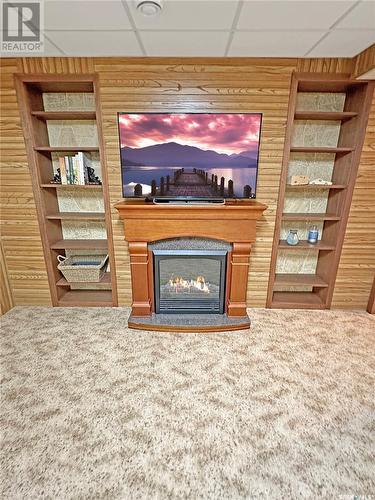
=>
[115,199,267,331]
[115,199,267,242]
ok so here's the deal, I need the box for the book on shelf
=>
[57,152,95,185]
[64,156,72,184]
[72,156,80,185]
[77,152,90,184]
[68,156,75,184]
[59,157,67,184]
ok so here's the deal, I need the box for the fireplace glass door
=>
[153,250,227,314]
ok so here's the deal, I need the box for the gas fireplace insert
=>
[150,238,231,315]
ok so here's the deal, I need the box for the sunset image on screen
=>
[119,113,262,198]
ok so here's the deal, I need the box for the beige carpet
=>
[1,307,374,499]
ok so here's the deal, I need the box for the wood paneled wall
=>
[1,56,374,309]
[97,57,296,307]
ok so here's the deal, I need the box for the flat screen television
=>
[118,112,262,200]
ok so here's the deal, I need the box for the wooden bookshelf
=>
[267,73,374,310]
[15,74,118,307]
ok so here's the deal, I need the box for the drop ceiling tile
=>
[140,31,228,56]
[45,1,132,30]
[335,0,375,30]
[229,31,325,57]
[128,0,237,30]
[308,29,375,56]
[237,1,355,30]
[41,35,67,56]
[46,30,142,56]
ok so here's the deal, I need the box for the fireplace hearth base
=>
[115,199,267,332]
[128,312,250,333]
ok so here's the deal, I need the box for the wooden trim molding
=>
[127,319,252,333]
[352,44,375,79]
[367,276,375,314]
[0,242,14,315]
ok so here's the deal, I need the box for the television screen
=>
[118,113,262,199]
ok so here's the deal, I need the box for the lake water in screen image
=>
[122,166,258,198]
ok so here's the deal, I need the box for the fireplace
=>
[151,239,230,314]
[115,199,267,332]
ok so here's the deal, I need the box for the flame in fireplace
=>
[168,275,210,293]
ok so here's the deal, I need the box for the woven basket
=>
[57,254,108,283]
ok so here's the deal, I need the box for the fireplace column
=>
[227,243,252,317]
[128,242,152,316]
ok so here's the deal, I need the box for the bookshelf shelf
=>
[285,184,346,190]
[31,111,96,121]
[267,73,374,310]
[297,79,365,92]
[56,273,111,287]
[24,79,94,93]
[282,213,341,221]
[272,291,325,309]
[274,273,328,287]
[15,74,117,307]
[50,239,108,250]
[41,183,102,190]
[58,289,113,307]
[294,111,357,121]
[46,212,105,221]
[290,146,354,154]
[34,146,99,153]
[278,240,336,251]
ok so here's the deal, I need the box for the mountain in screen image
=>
[121,142,258,168]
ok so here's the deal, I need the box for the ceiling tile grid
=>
[229,30,327,57]
[1,0,374,57]
[141,31,229,56]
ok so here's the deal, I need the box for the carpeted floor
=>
[1,307,374,499]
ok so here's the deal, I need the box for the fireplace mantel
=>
[115,200,267,332]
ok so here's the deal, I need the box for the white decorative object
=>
[290,175,309,185]
[309,178,333,185]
